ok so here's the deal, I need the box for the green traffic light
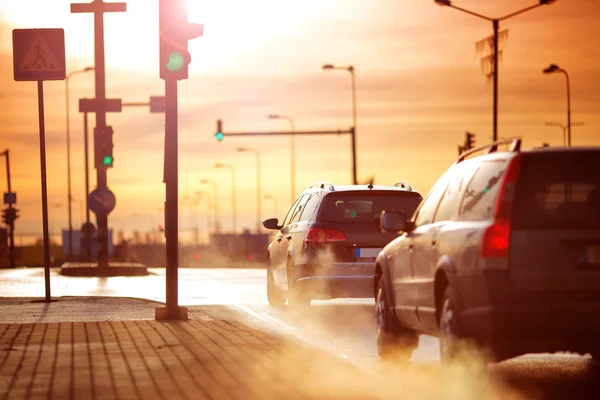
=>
[166,52,185,72]
[103,155,113,166]
[215,132,224,141]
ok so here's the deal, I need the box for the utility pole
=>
[1,150,16,268]
[71,0,126,272]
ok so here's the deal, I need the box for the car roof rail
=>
[308,181,335,191]
[393,181,413,191]
[455,137,522,164]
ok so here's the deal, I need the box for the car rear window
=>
[318,191,422,223]
[512,151,600,230]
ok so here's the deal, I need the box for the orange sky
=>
[0,0,599,241]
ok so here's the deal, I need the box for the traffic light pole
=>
[1,150,15,268]
[155,78,188,321]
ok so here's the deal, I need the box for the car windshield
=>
[513,151,600,230]
[318,191,422,223]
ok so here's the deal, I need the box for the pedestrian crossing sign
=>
[12,28,66,81]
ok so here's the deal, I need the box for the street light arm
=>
[445,4,494,21]
[499,3,544,21]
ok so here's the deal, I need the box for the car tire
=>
[287,259,310,310]
[267,262,286,308]
[375,274,418,361]
[439,286,462,363]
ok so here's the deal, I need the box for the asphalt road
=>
[1,267,599,400]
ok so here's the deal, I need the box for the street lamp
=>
[322,64,358,184]
[268,114,296,203]
[65,66,94,259]
[545,121,584,147]
[264,194,278,218]
[214,162,237,234]
[543,64,574,147]
[200,179,220,233]
[434,0,556,142]
[195,190,213,244]
[236,147,262,233]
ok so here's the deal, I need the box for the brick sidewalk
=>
[0,317,375,400]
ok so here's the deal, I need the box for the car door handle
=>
[276,237,282,242]
[286,235,292,241]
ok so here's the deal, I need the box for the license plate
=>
[584,245,600,265]
[355,248,382,259]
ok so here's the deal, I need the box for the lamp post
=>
[322,64,358,184]
[195,190,213,244]
[214,162,236,234]
[543,64,574,146]
[236,147,262,233]
[200,179,220,233]
[545,121,584,147]
[267,114,296,203]
[65,66,94,259]
[264,194,278,218]
[434,0,556,142]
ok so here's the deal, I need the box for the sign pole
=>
[4,150,16,268]
[83,110,92,262]
[37,80,51,302]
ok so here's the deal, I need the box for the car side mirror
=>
[262,218,282,230]
[380,210,410,233]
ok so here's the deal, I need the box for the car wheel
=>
[287,259,310,310]
[375,274,418,361]
[267,262,286,308]
[439,286,461,363]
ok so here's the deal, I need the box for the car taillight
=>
[481,220,511,258]
[305,228,346,243]
[481,155,522,259]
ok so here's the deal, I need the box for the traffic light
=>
[94,126,114,169]
[215,119,224,141]
[2,208,18,226]
[159,0,204,81]
[465,131,476,150]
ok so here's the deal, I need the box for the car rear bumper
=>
[460,303,600,354]
[296,275,374,299]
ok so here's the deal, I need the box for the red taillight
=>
[494,154,522,219]
[480,220,511,258]
[481,155,522,258]
[305,228,346,243]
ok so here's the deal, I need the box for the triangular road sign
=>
[19,33,63,72]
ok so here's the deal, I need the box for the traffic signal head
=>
[94,126,114,169]
[465,132,475,149]
[2,208,18,226]
[159,0,204,81]
[215,119,224,141]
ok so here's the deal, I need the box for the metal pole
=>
[165,78,179,310]
[83,111,92,262]
[290,120,296,203]
[231,167,237,234]
[254,150,261,233]
[565,71,571,147]
[37,80,51,302]
[4,150,15,268]
[65,76,73,260]
[349,66,358,184]
[492,19,499,142]
[93,2,109,271]
[212,182,220,233]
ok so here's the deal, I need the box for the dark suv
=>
[262,181,423,308]
[375,139,600,362]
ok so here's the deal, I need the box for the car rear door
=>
[509,151,600,299]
